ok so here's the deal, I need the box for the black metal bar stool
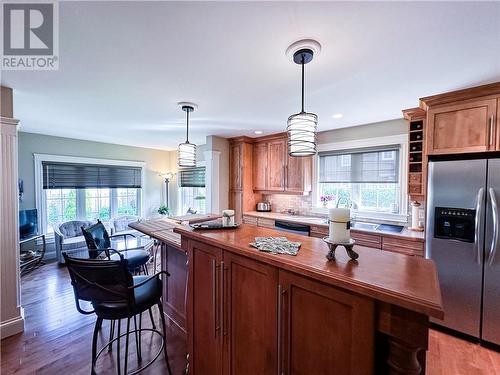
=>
[63,251,173,375]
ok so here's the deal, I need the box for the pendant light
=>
[178,102,197,168]
[286,40,320,157]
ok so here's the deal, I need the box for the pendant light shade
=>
[178,103,197,168]
[286,45,319,157]
[287,111,317,156]
[178,141,196,168]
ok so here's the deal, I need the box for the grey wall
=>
[318,118,407,144]
[18,132,172,218]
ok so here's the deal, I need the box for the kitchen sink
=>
[350,222,404,233]
[351,222,379,231]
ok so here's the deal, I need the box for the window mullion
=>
[77,189,85,220]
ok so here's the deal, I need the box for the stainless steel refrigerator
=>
[427,158,500,345]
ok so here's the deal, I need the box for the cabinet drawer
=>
[310,225,328,236]
[351,231,382,249]
[382,237,424,257]
[409,185,422,194]
[242,215,258,225]
[409,173,422,184]
[257,218,275,228]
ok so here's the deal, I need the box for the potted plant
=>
[158,204,170,217]
[320,195,335,208]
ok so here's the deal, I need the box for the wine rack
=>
[408,119,425,200]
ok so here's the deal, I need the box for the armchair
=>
[54,220,94,264]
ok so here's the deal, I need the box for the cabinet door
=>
[230,143,242,190]
[267,140,285,191]
[229,191,243,224]
[187,240,223,375]
[427,99,497,154]
[496,98,500,150]
[279,270,374,375]
[253,142,268,190]
[285,155,312,193]
[223,252,278,375]
[162,244,188,331]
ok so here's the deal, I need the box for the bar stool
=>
[63,251,173,375]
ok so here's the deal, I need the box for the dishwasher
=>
[274,220,311,236]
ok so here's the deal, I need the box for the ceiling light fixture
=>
[332,113,343,119]
[177,102,198,168]
[286,39,320,157]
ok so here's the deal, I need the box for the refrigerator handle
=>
[487,188,499,266]
[474,188,485,264]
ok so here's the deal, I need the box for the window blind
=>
[42,162,142,189]
[318,146,399,183]
[179,167,206,188]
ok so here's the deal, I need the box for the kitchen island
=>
[174,223,443,375]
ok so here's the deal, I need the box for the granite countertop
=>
[243,211,425,242]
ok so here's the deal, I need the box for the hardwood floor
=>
[1,261,499,374]
[0,261,186,375]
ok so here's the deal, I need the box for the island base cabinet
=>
[279,270,375,375]
[187,241,223,375]
[223,252,278,375]
[186,239,431,375]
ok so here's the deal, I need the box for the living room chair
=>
[111,215,140,236]
[55,220,94,263]
[62,251,173,375]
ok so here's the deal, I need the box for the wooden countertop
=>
[129,218,182,248]
[244,211,425,242]
[174,224,443,319]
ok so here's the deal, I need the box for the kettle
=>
[256,201,272,212]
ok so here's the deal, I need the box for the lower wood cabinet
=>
[279,270,374,375]
[223,252,278,375]
[187,239,375,374]
[187,241,223,375]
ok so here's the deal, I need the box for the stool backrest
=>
[63,252,133,309]
[82,220,111,258]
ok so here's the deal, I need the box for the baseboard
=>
[0,309,25,339]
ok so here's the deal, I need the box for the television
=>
[19,209,38,240]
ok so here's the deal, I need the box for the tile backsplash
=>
[263,194,313,216]
[262,193,421,228]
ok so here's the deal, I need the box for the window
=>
[37,156,144,234]
[179,167,206,214]
[46,189,77,232]
[317,146,403,215]
[116,188,139,216]
[85,188,111,221]
[43,188,140,234]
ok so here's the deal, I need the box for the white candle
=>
[222,209,235,227]
[329,208,351,243]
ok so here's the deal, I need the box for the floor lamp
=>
[160,172,176,212]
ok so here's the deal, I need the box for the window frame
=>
[312,134,408,222]
[34,154,145,237]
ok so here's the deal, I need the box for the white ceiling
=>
[2,1,500,150]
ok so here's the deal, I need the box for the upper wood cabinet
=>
[286,154,312,193]
[426,98,498,155]
[229,139,256,222]
[252,136,312,194]
[229,143,242,191]
[267,139,286,191]
[252,142,268,191]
